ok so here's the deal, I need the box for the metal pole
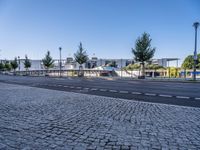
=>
[121,59,122,78]
[176,59,178,78]
[59,47,62,77]
[193,22,199,81]
[18,56,20,71]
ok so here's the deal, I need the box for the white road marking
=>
[91,88,97,91]
[195,97,200,100]
[131,92,141,95]
[119,91,129,94]
[70,86,74,88]
[145,93,156,96]
[58,85,63,87]
[76,87,82,89]
[176,96,190,99]
[100,89,107,92]
[159,94,172,98]
[64,86,68,87]
[83,88,89,90]
[109,90,117,93]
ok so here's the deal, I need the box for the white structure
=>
[0,57,179,71]
[152,58,179,67]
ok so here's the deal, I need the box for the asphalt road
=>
[0,74,200,108]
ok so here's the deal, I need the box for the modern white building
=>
[0,57,179,71]
[151,58,179,67]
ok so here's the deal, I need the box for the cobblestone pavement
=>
[0,83,200,150]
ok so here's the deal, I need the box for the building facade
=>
[0,57,179,71]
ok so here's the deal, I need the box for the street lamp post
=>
[18,56,20,71]
[0,49,2,63]
[193,22,199,81]
[59,47,62,77]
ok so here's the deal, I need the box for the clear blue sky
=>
[0,0,200,65]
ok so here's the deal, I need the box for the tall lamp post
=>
[193,22,199,81]
[59,47,62,77]
[0,49,2,63]
[18,56,20,71]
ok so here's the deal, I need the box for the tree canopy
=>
[181,54,200,69]
[124,64,140,70]
[10,57,18,71]
[124,63,164,71]
[74,42,88,66]
[24,55,31,70]
[132,32,155,64]
[42,51,54,69]
[145,64,164,70]
[4,61,11,71]
[132,32,156,77]
[0,62,5,70]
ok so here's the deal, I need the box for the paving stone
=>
[0,83,200,149]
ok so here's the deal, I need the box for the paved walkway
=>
[0,83,200,150]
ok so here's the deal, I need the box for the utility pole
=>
[121,59,122,78]
[59,47,62,77]
[18,56,20,71]
[193,22,199,81]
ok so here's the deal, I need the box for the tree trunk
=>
[138,63,145,79]
[78,65,84,77]
[184,69,186,79]
[26,68,28,76]
[141,63,145,78]
[45,68,49,76]
[14,69,16,76]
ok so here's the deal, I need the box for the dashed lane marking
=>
[145,93,156,96]
[76,87,82,89]
[159,94,172,98]
[176,96,190,99]
[119,91,129,94]
[109,90,118,93]
[131,92,141,95]
[30,84,196,100]
[91,88,97,91]
[100,89,107,92]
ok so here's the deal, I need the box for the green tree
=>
[74,42,88,69]
[0,62,5,71]
[167,67,180,78]
[24,55,31,72]
[132,32,156,78]
[145,64,164,70]
[181,55,194,69]
[181,54,200,69]
[4,61,11,71]
[10,57,18,72]
[124,63,140,70]
[42,51,54,70]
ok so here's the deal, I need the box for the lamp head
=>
[193,22,200,28]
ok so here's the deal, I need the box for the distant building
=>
[152,58,179,67]
[0,57,179,71]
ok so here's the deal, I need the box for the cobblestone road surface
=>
[0,83,200,150]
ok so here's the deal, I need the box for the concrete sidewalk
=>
[0,83,200,149]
